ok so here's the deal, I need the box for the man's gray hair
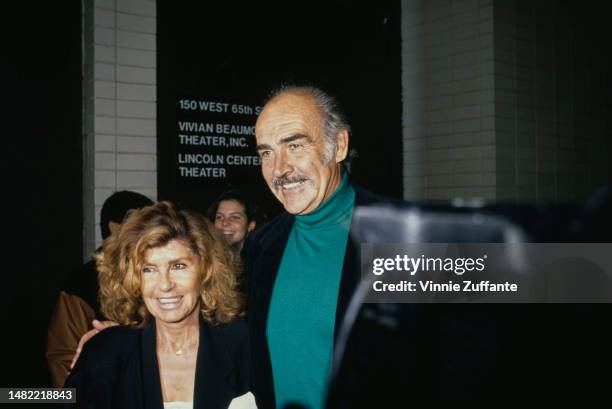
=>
[267,85,351,164]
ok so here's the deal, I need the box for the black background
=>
[157,1,403,217]
[3,0,82,389]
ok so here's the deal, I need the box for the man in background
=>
[46,190,152,387]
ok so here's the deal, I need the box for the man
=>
[208,189,266,254]
[244,85,402,409]
[46,190,152,387]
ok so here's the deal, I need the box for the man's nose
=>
[273,151,292,177]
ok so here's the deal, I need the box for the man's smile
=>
[280,180,307,191]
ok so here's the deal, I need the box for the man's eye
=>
[288,143,301,151]
[259,150,271,158]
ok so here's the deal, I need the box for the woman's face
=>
[141,239,201,325]
[214,199,255,248]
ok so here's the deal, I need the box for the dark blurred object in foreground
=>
[327,186,612,407]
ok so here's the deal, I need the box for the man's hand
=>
[70,319,118,369]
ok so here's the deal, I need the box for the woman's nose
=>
[159,271,175,291]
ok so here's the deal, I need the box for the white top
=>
[228,392,257,409]
[162,392,257,409]
[163,402,192,409]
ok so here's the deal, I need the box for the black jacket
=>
[65,317,251,409]
[243,185,405,409]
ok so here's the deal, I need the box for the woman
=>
[208,189,267,254]
[65,202,255,409]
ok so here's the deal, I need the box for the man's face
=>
[214,199,255,248]
[255,92,348,215]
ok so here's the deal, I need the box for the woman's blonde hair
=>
[96,201,243,327]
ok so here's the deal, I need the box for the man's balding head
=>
[264,86,351,163]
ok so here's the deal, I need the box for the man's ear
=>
[247,221,256,233]
[335,129,349,163]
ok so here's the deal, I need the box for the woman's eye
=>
[172,263,187,270]
[142,266,155,274]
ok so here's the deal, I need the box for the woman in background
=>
[209,189,267,254]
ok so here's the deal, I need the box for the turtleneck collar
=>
[294,172,355,230]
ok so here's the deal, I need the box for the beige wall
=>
[83,0,157,259]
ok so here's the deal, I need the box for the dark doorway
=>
[158,1,403,217]
[2,0,83,387]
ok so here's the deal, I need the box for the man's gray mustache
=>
[273,175,310,190]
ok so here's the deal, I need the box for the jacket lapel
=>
[194,319,236,409]
[246,213,294,409]
[249,213,294,339]
[334,186,381,344]
[141,320,164,409]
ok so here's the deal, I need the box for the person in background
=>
[46,190,152,387]
[65,201,254,409]
[208,189,266,254]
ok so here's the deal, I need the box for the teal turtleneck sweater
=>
[266,173,355,409]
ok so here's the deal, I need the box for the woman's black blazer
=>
[65,317,251,409]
